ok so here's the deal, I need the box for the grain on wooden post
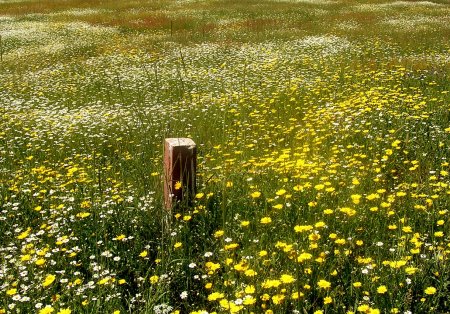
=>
[163,138,197,210]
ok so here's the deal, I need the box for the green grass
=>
[0,0,449,313]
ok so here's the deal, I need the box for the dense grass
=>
[1,0,449,313]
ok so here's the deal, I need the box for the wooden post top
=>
[164,138,196,148]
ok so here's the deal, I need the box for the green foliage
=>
[0,0,449,313]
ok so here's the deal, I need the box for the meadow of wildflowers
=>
[0,0,449,313]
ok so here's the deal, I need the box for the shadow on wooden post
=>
[164,138,197,210]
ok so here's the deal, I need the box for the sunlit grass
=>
[1,0,449,313]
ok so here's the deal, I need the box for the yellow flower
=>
[244,269,257,277]
[149,275,159,284]
[36,258,46,266]
[251,250,264,259]
[97,277,110,285]
[17,228,31,240]
[314,184,325,190]
[340,207,356,216]
[389,260,407,269]
[291,291,304,299]
[224,243,239,250]
[174,181,182,190]
[297,252,313,263]
[353,282,362,288]
[42,274,56,288]
[272,294,285,304]
[277,274,294,284]
[80,200,91,209]
[357,305,370,312]
[260,217,272,224]
[424,287,436,295]
[243,296,256,305]
[262,279,281,289]
[240,220,250,227]
[315,221,326,228]
[207,292,225,301]
[76,212,90,218]
[245,285,255,294]
[405,267,417,275]
[195,192,204,199]
[139,250,148,257]
[377,285,388,294]
[294,225,313,233]
[114,234,126,241]
[57,309,71,314]
[324,296,333,304]
[214,230,224,238]
[317,279,331,289]
[309,233,321,241]
[402,226,412,233]
[21,254,31,261]
[351,194,362,204]
[205,261,221,273]
[174,242,182,249]
[276,189,286,196]
[251,191,261,198]
[39,306,54,314]
[6,288,17,295]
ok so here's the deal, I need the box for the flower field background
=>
[1,0,449,313]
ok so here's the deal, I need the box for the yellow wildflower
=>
[139,250,148,257]
[377,285,388,294]
[317,279,331,289]
[42,274,56,288]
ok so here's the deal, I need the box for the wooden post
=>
[164,138,197,210]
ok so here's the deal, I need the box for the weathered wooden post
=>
[164,138,197,209]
